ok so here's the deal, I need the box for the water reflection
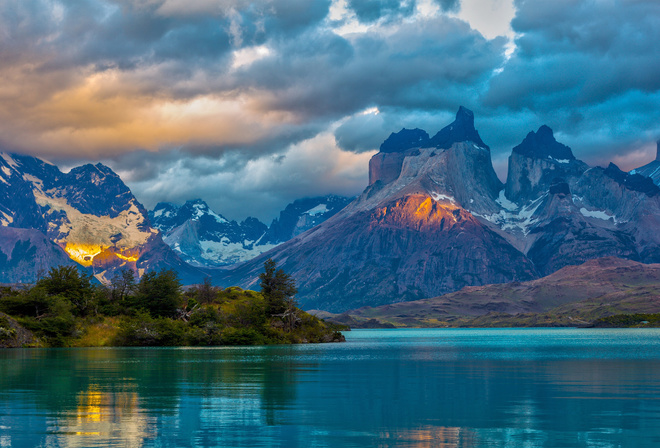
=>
[0,329,659,447]
[44,386,154,447]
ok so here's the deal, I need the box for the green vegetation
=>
[0,261,344,348]
[593,313,660,328]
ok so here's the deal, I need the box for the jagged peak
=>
[456,105,474,123]
[70,162,117,178]
[429,106,489,150]
[604,162,660,196]
[513,125,575,161]
[153,202,179,211]
[184,198,210,208]
[379,128,430,153]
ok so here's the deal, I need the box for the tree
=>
[134,269,182,318]
[196,277,216,305]
[259,259,298,324]
[36,266,95,316]
[111,268,137,302]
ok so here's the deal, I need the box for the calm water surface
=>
[1,328,660,447]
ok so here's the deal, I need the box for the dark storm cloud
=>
[347,0,416,23]
[239,17,505,117]
[482,0,660,166]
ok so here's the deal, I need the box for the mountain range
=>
[149,196,351,267]
[0,153,204,284]
[315,257,660,328]
[2,107,660,318]
[0,151,350,285]
[216,107,660,312]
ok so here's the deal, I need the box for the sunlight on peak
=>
[116,253,139,262]
[231,45,271,70]
[64,243,104,266]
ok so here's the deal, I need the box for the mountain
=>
[217,108,660,313]
[149,200,271,267]
[319,257,660,327]
[0,227,78,283]
[630,140,660,185]
[150,195,352,267]
[0,152,204,284]
[260,195,353,244]
[218,108,539,312]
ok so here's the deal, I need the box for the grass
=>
[71,317,122,347]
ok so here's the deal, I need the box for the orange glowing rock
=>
[64,243,104,266]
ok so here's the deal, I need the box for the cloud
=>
[346,0,416,23]
[1,0,659,222]
[482,0,660,163]
[111,132,373,222]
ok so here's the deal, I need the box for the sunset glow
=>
[0,0,657,222]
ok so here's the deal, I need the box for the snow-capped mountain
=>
[149,200,272,267]
[218,107,660,312]
[150,196,351,267]
[0,152,204,284]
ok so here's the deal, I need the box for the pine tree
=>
[259,258,298,318]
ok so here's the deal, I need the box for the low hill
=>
[321,257,660,327]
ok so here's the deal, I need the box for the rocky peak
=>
[505,126,588,204]
[604,163,660,197]
[61,163,136,218]
[379,128,430,153]
[429,106,489,150]
[512,125,575,161]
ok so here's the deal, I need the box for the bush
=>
[115,313,187,346]
[132,270,183,318]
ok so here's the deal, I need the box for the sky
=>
[1,0,660,222]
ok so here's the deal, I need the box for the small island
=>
[0,259,345,348]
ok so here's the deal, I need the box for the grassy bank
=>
[0,264,345,348]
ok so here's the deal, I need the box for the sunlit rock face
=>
[0,152,204,284]
[220,107,538,311]
[219,108,660,312]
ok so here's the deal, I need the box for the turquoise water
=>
[2,328,660,447]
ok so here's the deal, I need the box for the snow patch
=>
[0,153,19,170]
[304,204,329,216]
[0,211,13,225]
[198,239,277,264]
[192,202,227,223]
[431,192,456,203]
[495,190,518,211]
[153,209,164,218]
[580,207,617,223]
[478,194,543,236]
[548,156,570,164]
[23,173,43,189]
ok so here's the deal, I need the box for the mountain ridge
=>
[215,107,660,312]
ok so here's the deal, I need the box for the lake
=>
[1,328,660,447]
